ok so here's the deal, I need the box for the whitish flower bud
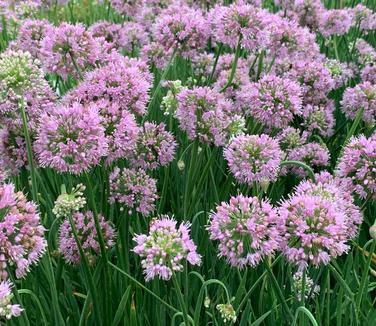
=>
[216,303,237,323]
[177,160,185,171]
[369,225,376,240]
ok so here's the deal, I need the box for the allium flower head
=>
[34,102,108,174]
[286,60,334,105]
[0,126,27,174]
[341,81,376,125]
[355,39,376,65]
[208,195,280,268]
[52,184,86,219]
[161,80,185,115]
[109,167,158,216]
[216,303,237,324]
[295,173,363,239]
[41,22,100,80]
[0,183,47,279]
[141,41,173,69]
[11,19,53,59]
[110,0,143,16]
[130,122,177,170]
[208,3,267,50]
[88,21,123,51]
[318,9,353,37]
[58,211,115,265]
[336,134,376,200]
[176,87,245,146]
[153,4,209,57]
[282,0,324,30]
[119,22,149,53]
[224,134,282,185]
[239,75,302,128]
[286,142,330,177]
[93,99,140,164]
[352,4,376,33]
[292,271,320,301]
[302,101,335,137]
[278,193,349,269]
[324,59,354,89]
[0,280,23,319]
[133,216,201,281]
[64,59,151,116]
[0,50,55,128]
[276,127,308,151]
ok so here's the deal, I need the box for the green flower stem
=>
[221,35,242,92]
[18,289,48,326]
[67,212,102,325]
[20,100,38,203]
[172,273,192,326]
[109,262,180,314]
[280,161,316,182]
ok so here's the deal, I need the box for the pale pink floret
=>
[208,195,280,268]
[133,216,201,281]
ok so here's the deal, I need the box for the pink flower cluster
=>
[208,195,280,268]
[0,280,23,319]
[133,216,201,281]
[224,134,282,185]
[58,211,115,265]
[109,167,158,216]
[0,183,46,279]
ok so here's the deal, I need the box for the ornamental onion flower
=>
[58,211,115,265]
[208,195,280,268]
[109,167,158,216]
[336,134,376,200]
[130,122,177,170]
[224,134,282,185]
[176,87,244,146]
[292,271,320,301]
[341,81,376,125]
[40,22,101,80]
[238,75,302,128]
[0,280,23,319]
[133,216,201,281]
[295,173,363,240]
[0,183,47,279]
[34,102,108,174]
[278,193,349,269]
[318,9,353,37]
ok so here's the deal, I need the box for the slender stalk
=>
[109,262,179,314]
[220,35,242,92]
[20,100,38,203]
[172,273,192,326]
[18,289,48,326]
[280,161,316,182]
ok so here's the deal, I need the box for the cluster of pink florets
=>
[133,216,201,281]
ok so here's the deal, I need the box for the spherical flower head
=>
[336,134,376,200]
[208,195,280,268]
[109,167,158,216]
[133,216,201,281]
[224,134,282,185]
[324,59,354,89]
[301,101,335,137]
[0,126,27,174]
[292,271,320,301]
[276,127,308,152]
[141,41,173,70]
[278,193,349,269]
[89,21,123,51]
[361,65,376,84]
[352,4,376,32]
[64,58,151,116]
[340,81,376,125]
[355,39,376,65]
[0,183,47,279]
[40,22,100,80]
[110,0,143,16]
[0,280,23,319]
[176,87,245,146]
[239,75,302,128]
[295,173,363,240]
[52,184,86,219]
[282,0,324,31]
[0,50,54,120]
[130,122,177,170]
[119,22,149,53]
[208,3,267,50]
[216,303,237,324]
[318,9,353,37]
[34,102,108,174]
[58,211,115,265]
[286,60,334,105]
[93,99,140,164]
[11,19,53,59]
[286,142,330,177]
[153,4,209,58]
